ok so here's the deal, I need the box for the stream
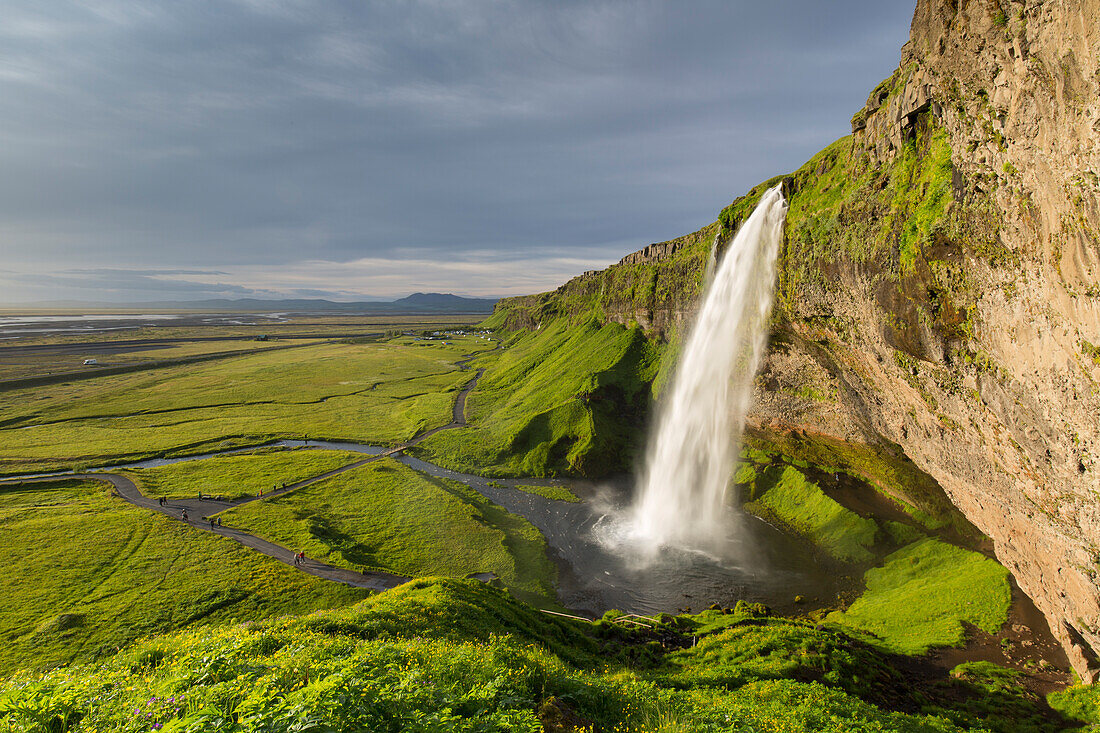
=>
[3,439,841,617]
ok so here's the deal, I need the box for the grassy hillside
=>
[1,578,1087,732]
[414,318,663,477]
[0,479,365,676]
[829,538,1011,655]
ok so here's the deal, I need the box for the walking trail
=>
[0,350,492,591]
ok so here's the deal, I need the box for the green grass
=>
[1049,682,1100,728]
[0,338,486,475]
[415,317,663,477]
[744,465,879,563]
[127,448,366,500]
[0,578,997,733]
[828,538,1011,654]
[0,479,365,676]
[514,484,581,502]
[217,459,557,603]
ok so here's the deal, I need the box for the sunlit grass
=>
[415,318,662,477]
[828,538,1011,654]
[218,459,558,603]
[127,448,366,500]
[0,479,366,675]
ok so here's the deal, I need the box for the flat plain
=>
[0,335,494,475]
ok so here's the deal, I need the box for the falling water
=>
[626,184,787,556]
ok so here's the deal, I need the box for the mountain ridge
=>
[14,293,499,314]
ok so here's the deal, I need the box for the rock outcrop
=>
[490,0,1100,680]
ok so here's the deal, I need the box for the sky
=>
[0,1,914,304]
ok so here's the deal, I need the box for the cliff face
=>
[814,0,1100,682]
[490,0,1100,680]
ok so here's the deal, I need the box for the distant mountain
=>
[391,292,498,310]
[23,294,499,315]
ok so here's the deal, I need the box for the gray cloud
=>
[0,1,913,302]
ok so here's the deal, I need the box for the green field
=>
[0,479,366,675]
[217,459,557,603]
[127,448,367,501]
[0,337,492,475]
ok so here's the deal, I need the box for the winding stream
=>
[1,437,840,616]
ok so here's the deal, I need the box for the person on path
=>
[182,510,189,521]
[209,517,215,529]
[217,517,222,527]
[258,488,263,498]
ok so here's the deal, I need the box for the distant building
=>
[82,358,98,365]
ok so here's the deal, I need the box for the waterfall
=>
[627,184,787,555]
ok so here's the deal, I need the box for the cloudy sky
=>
[0,1,913,303]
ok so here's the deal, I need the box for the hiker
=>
[293,551,301,566]
[209,517,215,529]
[217,517,222,527]
[182,510,189,521]
[258,488,263,498]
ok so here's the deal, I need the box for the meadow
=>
[126,447,368,501]
[0,337,493,475]
[0,479,365,676]
[217,458,558,604]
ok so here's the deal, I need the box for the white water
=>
[625,184,787,557]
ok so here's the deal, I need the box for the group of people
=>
[159,489,308,568]
[259,482,288,498]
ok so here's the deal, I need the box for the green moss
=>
[828,538,1011,654]
[514,483,581,503]
[888,128,955,274]
[745,465,878,563]
[884,520,926,546]
[742,429,977,537]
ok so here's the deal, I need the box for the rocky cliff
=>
[491,0,1100,681]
